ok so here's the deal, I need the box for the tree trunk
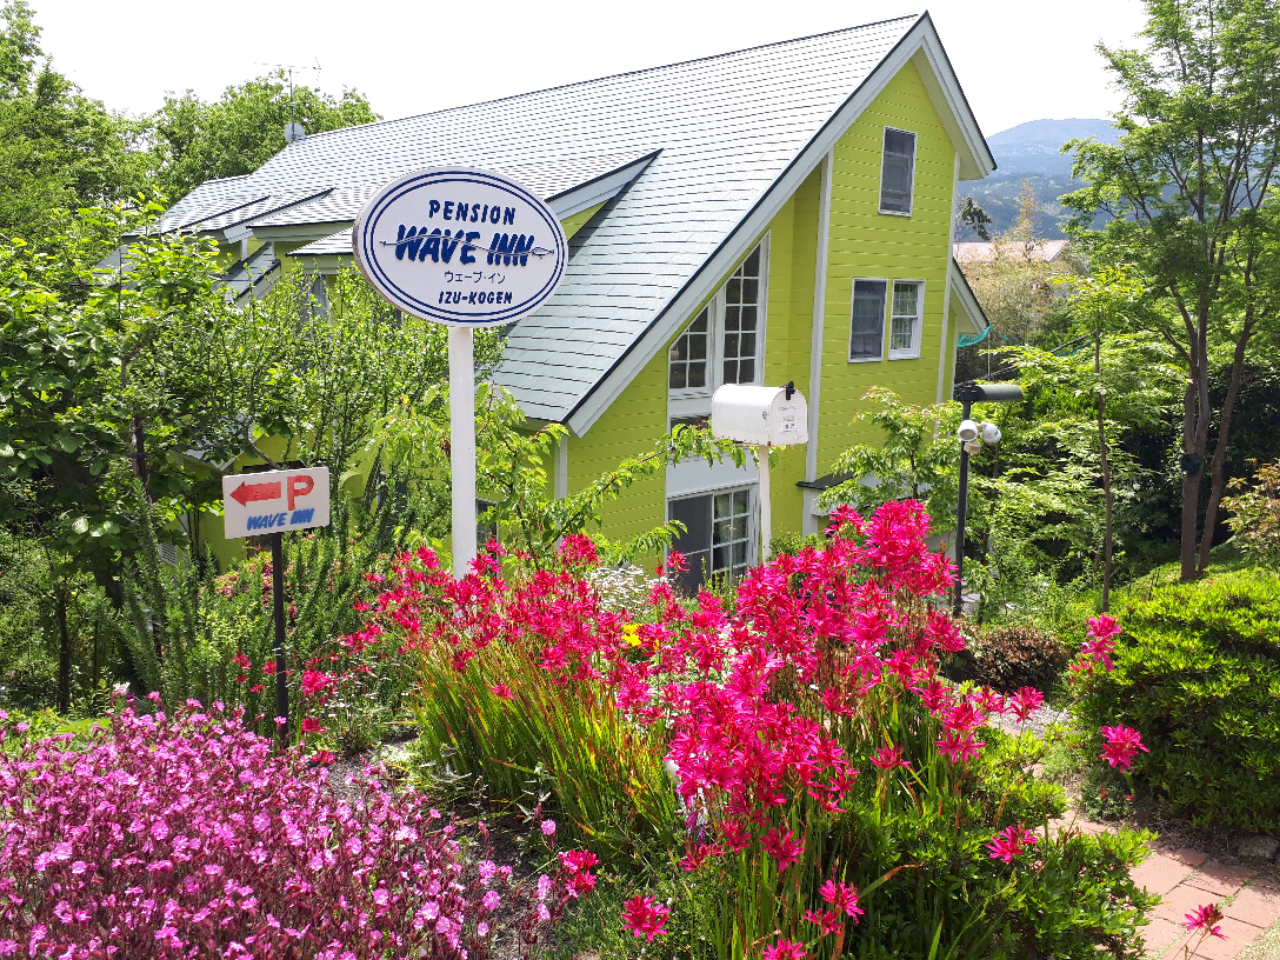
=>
[1197,322,1253,574]
[1096,337,1113,612]
[55,584,71,715]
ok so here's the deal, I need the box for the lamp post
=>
[952,381,1023,616]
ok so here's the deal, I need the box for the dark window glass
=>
[880,129,916,214]
[850,279,887,360]
[669,310,709,390]
[722,248,762,385]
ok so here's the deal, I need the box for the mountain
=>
[960,118,1120,239]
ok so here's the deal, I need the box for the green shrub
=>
[1075,566,1280,831]
[946,624,1072,693]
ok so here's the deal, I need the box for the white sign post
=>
[353,168,568,576]
[221,466,330,748]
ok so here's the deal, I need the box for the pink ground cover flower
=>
[621,895,671,942]
[1100,725,1149,770]
[0,700,583,958]
[870,743,912,770]
[986,825,1038,863]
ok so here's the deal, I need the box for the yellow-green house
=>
[158,12,993,583]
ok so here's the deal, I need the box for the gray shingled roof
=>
[166,13,991,426]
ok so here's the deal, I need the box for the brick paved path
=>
[1050,814,1280,958]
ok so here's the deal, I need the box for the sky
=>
[37,0,1150,139]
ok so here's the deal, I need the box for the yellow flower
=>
[622,623,641,647]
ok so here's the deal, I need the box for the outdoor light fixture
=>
[952,380,1024,616]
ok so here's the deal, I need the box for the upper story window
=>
[879,128,917,215]
[669,243,766,409]
[888,280,924,359]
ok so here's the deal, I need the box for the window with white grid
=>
[668,242,767,407]
[888,281,923,359]
[669,308,709,391]
[667,486,754,592]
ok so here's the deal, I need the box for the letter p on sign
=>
[288,474,314,510]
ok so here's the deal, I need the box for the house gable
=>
[556,14,993,439]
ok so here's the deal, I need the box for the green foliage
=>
[1075,565,1280,830]
[1063,0,1280,578]
[820,387,961,532]
[413,641,681,865]
[945,624,1072,694]
[0,2,149,241]
[149,72,379,201]
[1221,459,1280,563]
[117,485,412,743]
[380,385,744,565]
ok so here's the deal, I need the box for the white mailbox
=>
[711,383,809,447]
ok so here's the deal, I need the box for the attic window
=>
[879,128,917,215]
[669,240,768,409]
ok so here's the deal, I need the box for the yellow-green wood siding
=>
[816,60,957,468]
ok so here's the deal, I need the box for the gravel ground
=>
[988,703,1072,739]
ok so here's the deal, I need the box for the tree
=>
[956,195,994,241]
[149,73,379,202]
[818,387,962,533]
[0,1,148,241]
[1063,0,1280,579]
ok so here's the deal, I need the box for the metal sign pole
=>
[270,530,289,749]
[449,326,477,576]
[758,444,772,561]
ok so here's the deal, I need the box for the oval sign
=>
[353,167,568,326]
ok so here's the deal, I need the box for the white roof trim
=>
[948,259,988,335]
[546,151,659,219]
[566,13,993,436]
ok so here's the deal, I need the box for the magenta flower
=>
[760,826,804,873]
[804,907,843,935]
[986,825,1038,863]
[819,879,864,920]
[489,682,516,700]
[1184,903,1227,939]
[541,819,557,836]
[1009,687,1045,723]
[621,895,671,942]
[1100,725,1149,771]
[935,729,986,763]
[762,938,808,960]
[870,743,912,770]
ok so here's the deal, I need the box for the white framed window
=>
[849,278,887,362]
[879,127,917,216]
[669,241,767,414]
[667,486,754,592]
[888,280,924,359]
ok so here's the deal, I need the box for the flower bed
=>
[0,699,590,958]
[354,501,1157,958]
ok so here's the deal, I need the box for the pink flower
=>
[558,849,600,874]
[1009,687,1045,723]
[819,880,863,920]
[679,842,723,872]
[482,890,500,911]
[804,907,842,935]
[621,896,670,942]
[1086,614,1122,641]
[935,729,985,763]
[1184,903,1227,939]
[1100,726,1148,771]
[300,670,334,698]
[541,819,556,837]
[489,683,516,700]
[762,937,808,960]
[760,826,804,873]
[870,743,911,770]
[300,718,323,735]
[986,826,1038,864]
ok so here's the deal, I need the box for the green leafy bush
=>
[946,624,1071,694]
[1075,567,1280,830]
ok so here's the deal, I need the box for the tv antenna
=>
[255,59,321,144]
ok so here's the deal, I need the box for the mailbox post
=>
[711,382,808,562]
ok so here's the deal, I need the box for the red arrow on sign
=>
[230,480,282,507]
